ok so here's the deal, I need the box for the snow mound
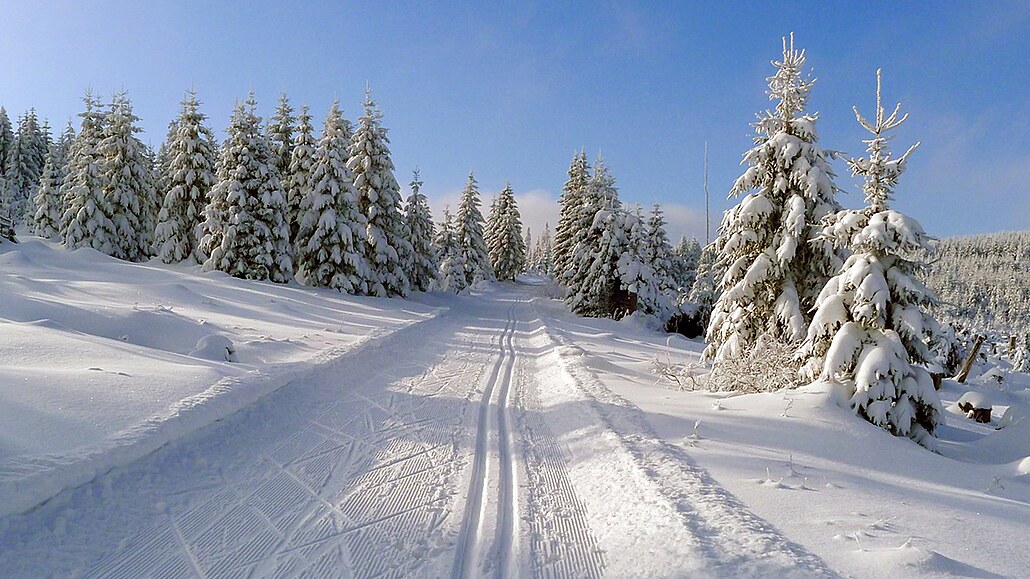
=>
[188,334,238,362]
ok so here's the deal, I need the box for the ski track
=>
[530,297,840,578]
[451,300,519,579]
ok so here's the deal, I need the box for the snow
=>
[0,245,1027,578]
[0,238,437,517]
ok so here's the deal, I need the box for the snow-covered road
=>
[0,283,835,578]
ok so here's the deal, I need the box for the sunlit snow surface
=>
[0,239,1027,578]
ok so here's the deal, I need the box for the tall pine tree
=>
[705,34,842,365]
[487,182,527,281]
[98,92,156,261]
[348,88,412,297]
[294,101,368,292]
[267,91,296,179]
[405,169,439,292]
[202,96,292,281]
[31,147,64,239]
[286,104,316,247]
[553,150,590,281]
[456,171,492,286]
[62,92,116,254]
[435,206,467,293]
[154,90,217,263]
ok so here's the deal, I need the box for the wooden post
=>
[1010,335,1017,357]
[955,335,986,384]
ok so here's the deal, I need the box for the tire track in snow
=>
[531,299,839,578]
[451,300,520,579]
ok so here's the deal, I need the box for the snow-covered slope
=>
[0,238,438,517]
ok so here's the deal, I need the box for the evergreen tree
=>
[405,168,439,292]
[523,227,533,273]
[55,120,76,168]
[487,182,527,281]
[202,96,293,281]
[0,107,14,184]
[537,222,553,276]
[456,171,492,285]
[286,104,316,247]
[671,235,702,292]
[553,150,590,280]
[639,203,678,320]
[31,147,64,239]
[294,101,368,292]
[705,34,843,365]
[97,92,156,261]
[4,109,47,222]
[267,91,296,180]
[435,206,467,292]
[566,204,631,318]
[154,90,218,263]
[797,70,941,445]
[1013,333,1030,373]
[62,92,117,254]
[348,88,412,297]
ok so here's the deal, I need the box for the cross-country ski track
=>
[0,282,837,578]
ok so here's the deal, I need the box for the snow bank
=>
[0,239,438,516]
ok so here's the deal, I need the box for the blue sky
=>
[2,1,1027,241]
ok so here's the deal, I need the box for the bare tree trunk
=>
[956,335,986,383]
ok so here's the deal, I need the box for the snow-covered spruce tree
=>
[5,109,47,222]
[564,158,626,315]
[797,70,942,445]
[405,168,439,292]
[537,222,553,276]
[286,104,316,247]
[294,101,368,292]
[267,91,295,181]
[0,108,14,182]
[672,235,702,292]
[552,150,591,281]
[62,92,119,253]
[641,203,679,319]
[566,202,632,318]
[202,97,293,281]
[524,227,534,271]
[456,171,492,286]
[617,206,660,315]
[97,92,157,262]
[1013,333,1030,373]
[434,206,467,292]
[55,120,76,168]
[31,148,64,238]
[153,90,217,263]
[348,88,412,297]
[487,182,527,281]
[705,34,842,367]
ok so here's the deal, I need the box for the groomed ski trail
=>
[1,282,837,578]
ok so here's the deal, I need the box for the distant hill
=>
[923,231,1030,337]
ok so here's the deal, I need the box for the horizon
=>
[2,1,1027,242]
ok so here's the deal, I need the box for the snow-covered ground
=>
[1,240,1027,577]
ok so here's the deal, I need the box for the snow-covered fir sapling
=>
[553,150,591,282]
[704,34,842,374]
[797,70,943,447]
[62,92,119,255]
[1012,333,1030,373]
[434,206,467,292]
